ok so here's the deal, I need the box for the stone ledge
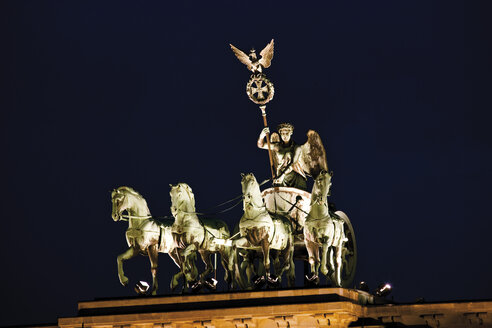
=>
[78,288,359,311]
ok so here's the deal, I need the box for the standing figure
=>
[257,123,307,190]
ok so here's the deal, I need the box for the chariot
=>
[112,39,358,294]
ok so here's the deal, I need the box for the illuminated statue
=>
[169,183,241,291]
[233,173,295,288]
[258,124,330,190]
[303,171,348,287]
[230,39,274,75]
[258,123,305,190]
[111,186,196,295]
[109,39,358,295]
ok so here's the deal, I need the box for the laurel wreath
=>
[246,74,275,105]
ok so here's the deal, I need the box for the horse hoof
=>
[329,274,341,287]
[119,276,129,287]
[191,280,203,293]
[267,275,280,288]
[204,278,218,291]
[134,281,150,295]
[253,275,266,289]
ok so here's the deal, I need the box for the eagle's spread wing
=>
[259,39,274,68]
[230,44,253,71]
[299,130,328,179]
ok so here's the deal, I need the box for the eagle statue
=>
[230,39,274,74]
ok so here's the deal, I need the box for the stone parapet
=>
[45,288,492,328]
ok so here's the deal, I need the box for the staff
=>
[259,105,275,179]
[230,39,276,179]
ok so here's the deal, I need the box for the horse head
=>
[111,187,130,221]
[240,173,264,210]
[311,170,333,206]
[111,186,149,221]
[169,183,196,216]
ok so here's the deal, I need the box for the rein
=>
[173,178,271,216]
[119,214,152,220]
[115,178,272,224]
[116,180,271,221]
[176,197,243,216]
[275,192,310,216]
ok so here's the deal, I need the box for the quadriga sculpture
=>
[169,183,240,290]
[304,171,347,286]
[234,173,295,287]
[111,186,197,295]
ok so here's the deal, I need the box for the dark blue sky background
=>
[1,1,491,326]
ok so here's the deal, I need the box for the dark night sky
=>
[1,1,491,326]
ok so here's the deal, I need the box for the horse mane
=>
[177,183,196,210]
[310,172,331,206]
[113,186,150,214]
[310,180,321,206]
[241,173,264,207]
[117,186,144,199]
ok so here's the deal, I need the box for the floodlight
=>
[135,280,150,294]
[375,283,392,297]
[204,277,218,290]
[358,281,369,292]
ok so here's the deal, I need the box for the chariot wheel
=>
[335,210,357,288]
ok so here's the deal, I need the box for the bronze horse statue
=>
[303,171,347,286]
[169,183,241,290]
[233,173,295,287]
[111,186,197,294]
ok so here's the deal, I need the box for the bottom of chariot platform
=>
[54,287,492,328]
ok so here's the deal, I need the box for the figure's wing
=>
[230,44,253,71]
[300,130,328,179]
[259,39,274,68]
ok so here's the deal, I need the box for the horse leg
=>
[306,241,317,274]
[305,240,320,285]
[219,247,238,290]
[170,271,183,292]
[146,245,159,295]
[231,246,246,290]
[334,245,343,287]
[333,222,346,287]
[199,250,213,284]
[239,250,254,288]
[320,241,330,277]
[287,255,296,287]
[272,250,281,277]
[117,247,138,286]
[260,238,272,283]
[328,246,336,279]
[234,238,257,289]
[279,239,295,287]
[266,250,280,287]
[220,253,232,290]
[186,252,199,285]
[169,249,184,292]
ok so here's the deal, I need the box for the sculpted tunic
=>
[273,141,307,191]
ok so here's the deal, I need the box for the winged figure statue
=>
[258,124,328,191]
[230,39,274,74]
